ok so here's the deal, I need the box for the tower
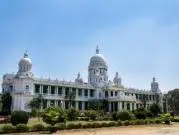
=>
[113,72,122,87]
[88,46,108,88]
[151,77,159,93]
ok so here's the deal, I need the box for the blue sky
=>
[1,0,179,92]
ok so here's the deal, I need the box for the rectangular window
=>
[58,87,62,95]
[111,91,113,97]
[51,86,55,94]
[78,89,82,96]
[90,89,94,97]
[35,84,40,93]
[72,88,76,96]
[85,102,88,110]
[84,89,88,97]
[115,91,117,96]
[78,101,82,110]
[105,91,108,98]
[43,85,48,94]
[65,87,69,96]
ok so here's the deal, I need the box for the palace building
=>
[2,47,165,112]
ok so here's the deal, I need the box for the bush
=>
[11,111,29,126]
[30,109,38,117]
[123,120,130,126]
[42,107,67,126]
[150,103,161,116]
[55,123,66,130]
[112,112,118,121]
[133,108,147,119]
[118,111,134,121]
[117,120,122,126]
[135,111,147,119]
[1,125,16,133]
[148,119,155,124]
[108,121,117,127]
[146,111,153,118]
[82,123,92,128]
[30,124,45,132]
[84,110,98,121]
[16,124,29,132]
[66,108,79,121]
[155,119,162,124]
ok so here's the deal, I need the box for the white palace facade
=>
[2,47,165,112]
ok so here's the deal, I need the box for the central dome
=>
[89,46,107,68]
[18,52,32,73]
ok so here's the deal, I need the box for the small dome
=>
[89,46,107,68]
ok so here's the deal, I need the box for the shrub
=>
[55,123,66,130]
[101,122,110,127]
[133,108,147,119]
[112,112,118,121]
[67,123,83,129]
[30,109,38,117]
[117,120,122,126]
[30,124,45,132]
[123,120,130,126]
[66,108,79,121]
[135,119,142,125]
[118,111,134,121]
[160,113,172,125]
[1,125,16,133]
[42,107,67,126]
[135,111,147,119]
[148,119,155,124]
[11,111,29,126]
[155,119,162,124]
[82,123,92,128]
[150,103,161,116]
[108,121,117,127]
[91,122,101,128]
[146,111,153,118]
[16,124,29,132]
[84,110,98,121]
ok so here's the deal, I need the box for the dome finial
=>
[153,77,156,82]
[96,46,99,54]
[24,50,28,58]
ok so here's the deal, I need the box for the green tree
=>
[28,94,43,121]
[167,89,179,113]
[1,92,12,115]
[150,103,161,116]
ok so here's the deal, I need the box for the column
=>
[82,101,85,111]
[55,86,58,95]
[47,100,51,107]
[134,103,137,110]
[40,85,42,94]
[117,102,120,111]
[130,102,132,111]
[62,87,65,97]
[119,102,122,111]
[48,86,50,95]
[109,102,111,112]
[124,102,127,110]
[76,101,79,110]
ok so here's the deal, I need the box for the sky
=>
[0,0,179,92]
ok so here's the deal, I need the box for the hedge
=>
[0,119,165,134]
